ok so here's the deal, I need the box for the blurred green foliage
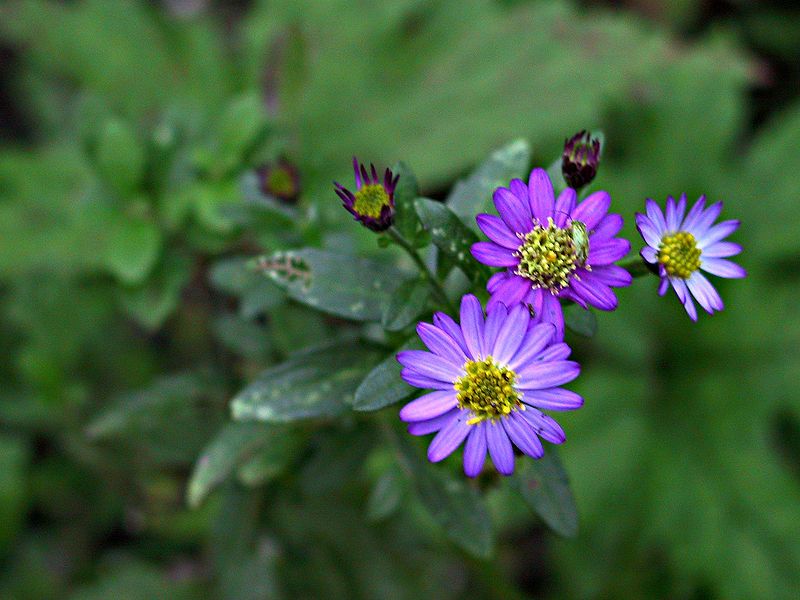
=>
[0,0,798,598]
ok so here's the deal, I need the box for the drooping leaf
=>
[381,276,430,332]
[231,341,378,423]
[397,435,494,559]
[564,305,598,338]
[187,422,275,508]
[446,140,531,229]
[351,338,423,412]
[253,248,400,321]
[414,197,489,283]
[512,449,579,538]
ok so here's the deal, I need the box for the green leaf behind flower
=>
[254,248,401,321]
[352,338,423,412]
[512,450,579,538]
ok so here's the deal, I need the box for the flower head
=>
[397,294,582,477]
[471,168,632,337]
[257,158,301,203]
[334,157,398,232]
[562,130,601,190]
[636,195,746,320]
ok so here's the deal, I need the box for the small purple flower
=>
[471,168,632,337]
[397,294,582,477]
[635,195,746,321]
[334,157,399,232]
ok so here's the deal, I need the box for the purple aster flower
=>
[562,130,601,190]
[396,294,582,477]
[635,195,746,321]
[334,157,399,232]
[471,168,632,337]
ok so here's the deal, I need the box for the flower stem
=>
[618,256,654,278]
[386,227,456,313]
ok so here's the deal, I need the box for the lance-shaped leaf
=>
[446,139,531,229]
[232,341,378,423]
[381,276,430,332]
[396,435,494,559]
[414,198,490,283]
[253,248,400,321]
[511,449,578,538]
[391,161,428,247]
[351,338,423,412]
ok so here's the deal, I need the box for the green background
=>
[0,0,798,598]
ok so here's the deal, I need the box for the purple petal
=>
[401,368,455,390]
[482,303,508,352]
[486,273,531,312]
[588,264,633,288]
[573,191,611,229]
[528,168,555,222]
[503,413,544,458]
[459,294,486,359]
[521,409,566,444]
[522,388,583,411]
[494,187,532,234]
[645,199,668,235]
[509,178,529,203]
[487,272,506,294]
[492,304,530,365]
[641,246,658,263]
[587,237,630,265]
[697,219,740,247]
[400,391,458,422]
[486,421,515,475]
[636,214,663,248]
[537,342,571,361]
[471,242,518,267]
[352,157,361,187]
[593,214,624,238]
[554,188,577,227]
[701,241,741,258]
[463,423,487,478]
[672,277,689,303]
[433,312,469,355]
[658,277,670,296]
[516,360,580,390]
[687,201,723,237]
[508,323,556,371]
[476,214,520,249]
[665,196,677,232]
[680,196,706,231]
[408,409,458,435]
[417,322,468,366]
[569,274,618,311]
[537,292,565,340]
[682,291,698,321]
[427,411,471,462]
[701,258,746,279]
[686,272,723,313]
[397,350,462,381]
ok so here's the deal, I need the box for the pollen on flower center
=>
[658,231,701,278]
[514,217,577,291]
[454,357,522,424]
[353,184,391,219]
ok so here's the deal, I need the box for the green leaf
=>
[366,468,404,522]
[102,215,162,285]
[564,306,598,338]
[446,139,531,229]
[0,435,29,554]
[209,257,283,318]
[231,341,378,423]
[397,436,494,558]
[187,422,274,508]
[352,338,423,412]
[391,161,427,246]
[512,450,578,538]
[214,93,270,175]
[414,197,488,282]
[95,117,145,196]
[381,276,430,332]
[237,430,304,487]
[118,253,192,330]
[254,248,400,321]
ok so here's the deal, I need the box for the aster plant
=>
[225,133,745,552]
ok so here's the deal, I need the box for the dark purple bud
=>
[562,130,601,190]
[257,158,301,204]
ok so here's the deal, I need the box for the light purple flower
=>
[635,195,746,320]
[397,294,582,477]
[471,168,631,337]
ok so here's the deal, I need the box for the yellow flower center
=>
[353,184,391,219]
[514,217,577,291]
[658,231,701,279]
[454,357,522,424]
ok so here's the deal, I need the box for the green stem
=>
[618,256,654,278]
[386,227,457,313]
